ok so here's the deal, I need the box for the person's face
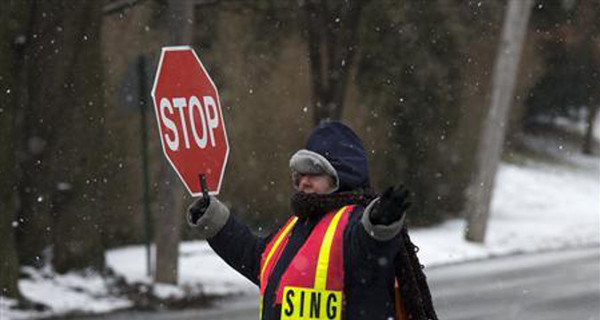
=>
[295,173,335,194]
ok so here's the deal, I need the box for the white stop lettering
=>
[159,95,220,151]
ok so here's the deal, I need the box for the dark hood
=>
[304,121,370,192]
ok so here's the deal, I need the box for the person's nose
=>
[298,175,312,190]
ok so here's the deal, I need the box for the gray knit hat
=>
[289,149,339,192]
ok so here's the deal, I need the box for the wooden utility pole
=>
[465,0,534,243]
[154,0,194,284]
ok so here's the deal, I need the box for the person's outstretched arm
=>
[346,185,413,275]
[346,185,411,259]
[343,186,411,318]
[187,196,270,286]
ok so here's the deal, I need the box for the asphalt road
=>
[429,246,599,320]
[72,246,599,320]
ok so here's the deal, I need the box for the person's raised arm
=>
[346,185,412,266]
[187,196,269,286]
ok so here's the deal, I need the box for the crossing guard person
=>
[188,121,438,320]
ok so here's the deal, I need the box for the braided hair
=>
[350,187,439,319]
[396,227,438,320]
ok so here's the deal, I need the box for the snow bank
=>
[2,267,132,320]
[415,161,599,267]
[104,241,256,297]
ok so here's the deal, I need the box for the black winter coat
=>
[208,205,401,320]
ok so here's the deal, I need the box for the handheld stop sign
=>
[151,46,229,196]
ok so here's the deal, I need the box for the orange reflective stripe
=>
[259,217,298,319]
[394,277,407,320]
[314,206,349,291]
[260,216,298,286]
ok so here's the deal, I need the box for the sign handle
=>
[199,174,210,207]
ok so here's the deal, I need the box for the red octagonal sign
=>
[151,46,229,196]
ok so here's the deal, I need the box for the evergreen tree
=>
[357,0,462,225]
[526,0,600,146]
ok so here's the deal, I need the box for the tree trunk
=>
[464,0,534,243]
[153,172,184,284]
[0,1,22,297]
[0,199,20,298]
[153,0,194,285]
[583,104,599,155]
[572,2,600,156]
[0,1,31,299]
[9,0,57,268]
[302,0,366,125]
[15,0,108,273]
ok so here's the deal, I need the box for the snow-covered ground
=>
[2,136,599,319]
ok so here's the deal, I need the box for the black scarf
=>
[290,189,439,320]
[290,190,375,220]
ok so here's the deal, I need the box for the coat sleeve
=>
[360,197,405,241]
[344,199,404,267]
[187,196,271,286]
[346,205,403,277]
[346,205,402,261]
[207,214,272,286]
[343,206,401,318]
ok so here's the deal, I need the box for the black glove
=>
[369,185,412,226]
[188,175,211,225]
[188,194,211,225]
